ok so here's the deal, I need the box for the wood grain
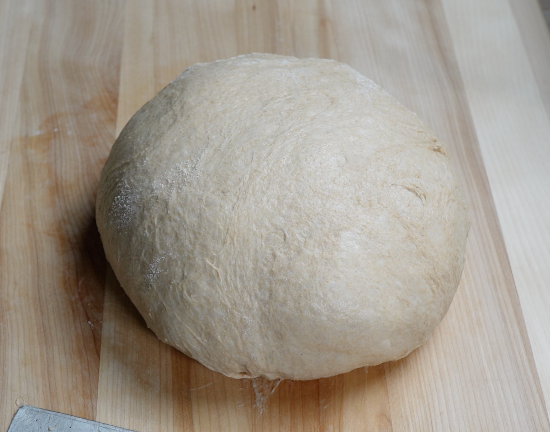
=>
[441,0,550,412]
[0,1,123,430]
[0,0,33,210]
[1,0,550,431]
[509,0,550,124]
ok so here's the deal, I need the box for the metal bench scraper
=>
[7,406,135,432]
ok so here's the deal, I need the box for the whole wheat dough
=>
[96,53,469,380]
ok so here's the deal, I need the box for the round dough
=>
[96,53,469,380]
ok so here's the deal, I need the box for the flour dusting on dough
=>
[109,178,138,231]
[145,255,165,287]
[152,155,204,202]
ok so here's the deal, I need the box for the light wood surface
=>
[441,0,550,413]
[0,0,32,208]
[1,0,549,431]
[1,1,123,429]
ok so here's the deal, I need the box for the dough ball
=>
[96,54,469,380]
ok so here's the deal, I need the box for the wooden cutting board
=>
[1,0,550,430]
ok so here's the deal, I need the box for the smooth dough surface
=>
[96,53,470,380]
